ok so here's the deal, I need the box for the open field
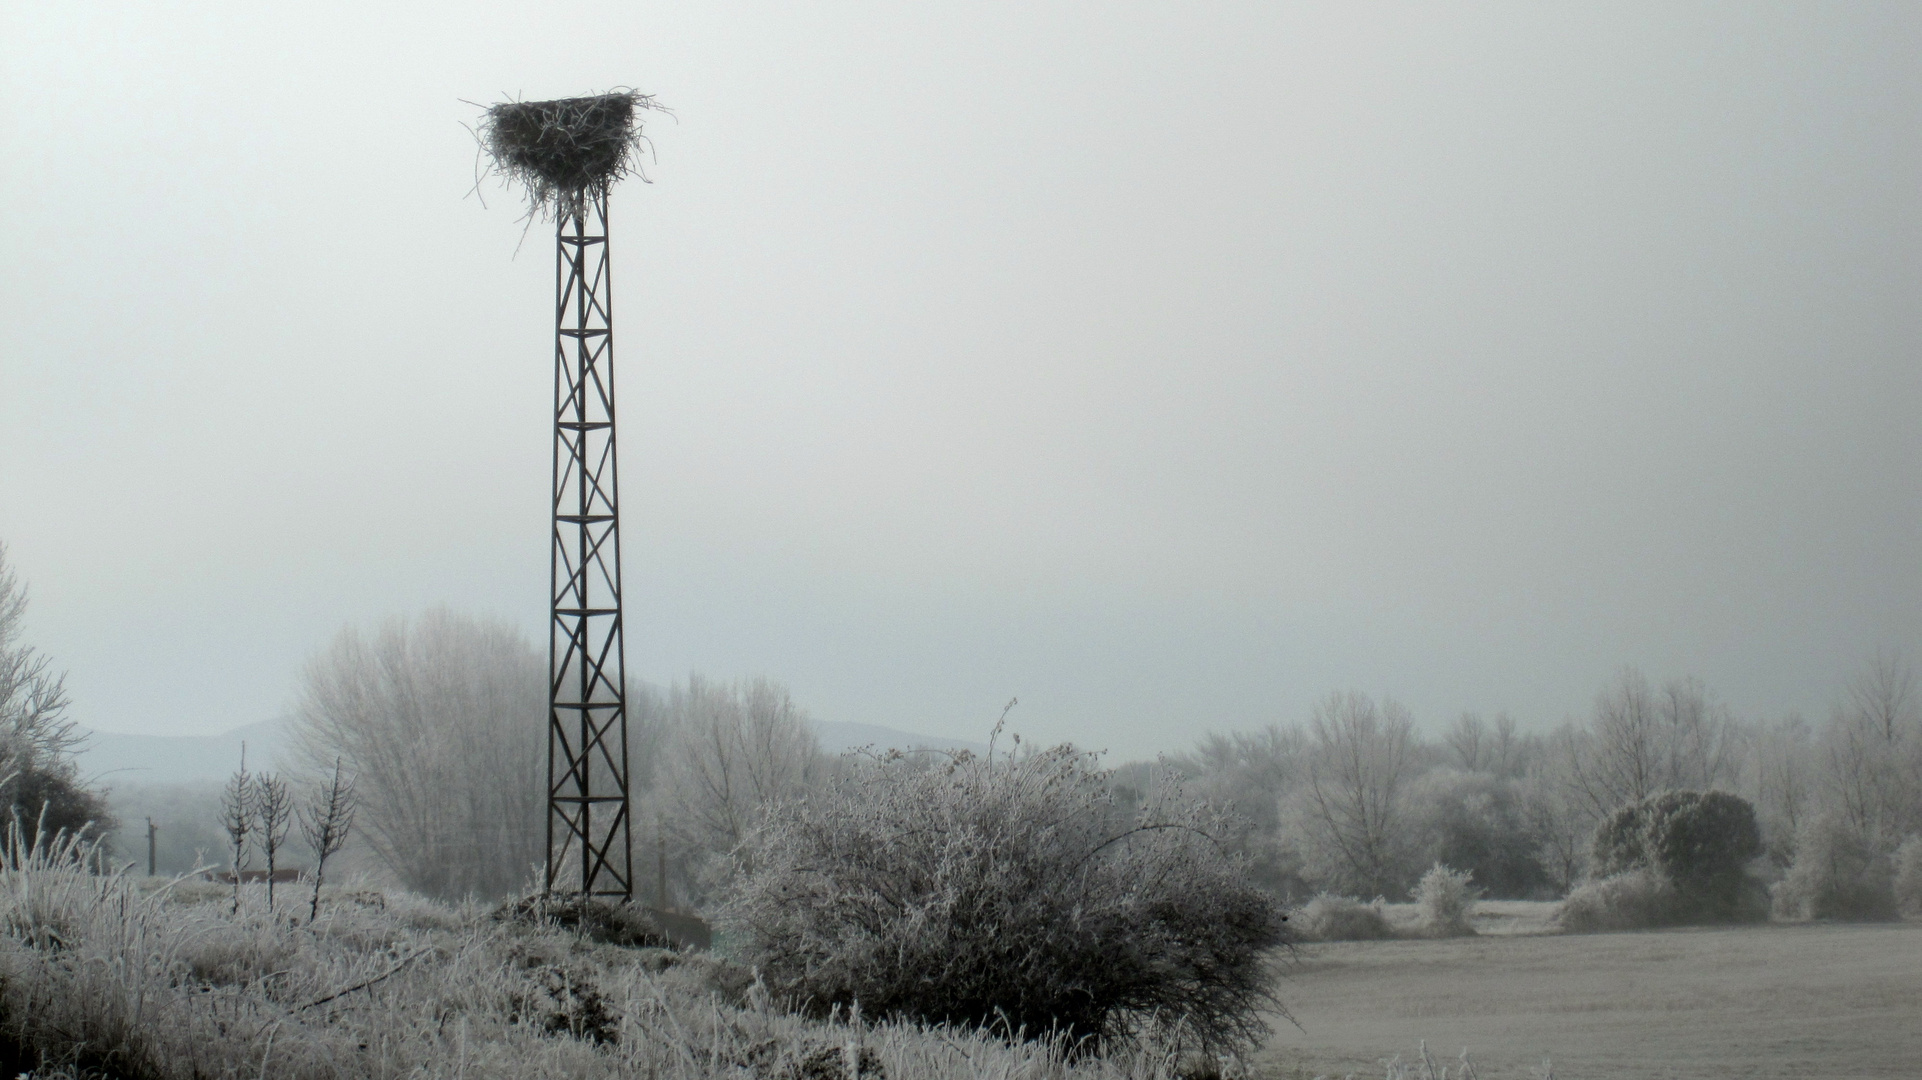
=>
[1259,914,1922,1079]
[1376,900,1565,938]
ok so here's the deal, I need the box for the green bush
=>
[1587,790,1763,923]
[1289,894,1395,942]
[722,743,1287,1057]
[1772,815,1898,922]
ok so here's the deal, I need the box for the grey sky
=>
[2,2,1916,760]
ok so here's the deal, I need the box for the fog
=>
[1,2,1916,759]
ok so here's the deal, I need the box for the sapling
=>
[219,744,253,915]
[300,757,357,922]
[253,771,294,913]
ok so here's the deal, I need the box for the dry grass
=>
[0,831,1202,1080]
[16,828,1914,1080]
[1260,903,1922,1079]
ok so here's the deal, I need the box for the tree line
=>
[1158,660,1917,910]
[6,544,1913,918]
[282,608,1920,915]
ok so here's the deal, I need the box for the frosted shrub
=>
[722,741,1287,1057]
[1771,814,1897,922]
[1555,869,1683,933]
[1414,863,1479,937]
[1894,835,1922,918]
[1289,894,1395,942]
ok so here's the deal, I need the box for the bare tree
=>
[1184,725,1304,787]
[1523,725,1596,894]
[0,544,76,769]
[643,674,827,907]
[1444,713,1487,772]
[0,543,104,845]
[253,772,294,913]
[300,758,357,921]
[219,748,253,915]
[1174,724,1311,898]
[1749,713,1815,863]
[1849,651,1917,745]
[1565,668,1739,815]
[1657,676,1742,790]
[291,609,544,900]
[1302,691,1418,897]
[1489,712,1530,778]
[1822,652,1921,849]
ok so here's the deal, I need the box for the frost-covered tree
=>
[1564,668,1740,815]
[1299,691,1418,897]
[0,542,110,848]
[640,675,826,908]
[1821,653,1922,850]
[292,609,544,899]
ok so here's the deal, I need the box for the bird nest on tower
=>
[477,90,666,221]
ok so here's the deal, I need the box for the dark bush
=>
[722,742,1288,1057]
[1589,800,1652,879]
[1588,790,1763,923]
[8,765,114,853]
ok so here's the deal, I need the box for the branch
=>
[1067,821,1225,876]
[294,948,431,1012]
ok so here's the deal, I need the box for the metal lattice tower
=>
[546,186,633,900]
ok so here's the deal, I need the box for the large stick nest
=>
[477,90,666,220]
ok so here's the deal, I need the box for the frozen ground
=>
[1260,912,1922,1079]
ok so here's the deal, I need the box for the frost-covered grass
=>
[0,831,1203,1080]
[1265,919,1922,1078]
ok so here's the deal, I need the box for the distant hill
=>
[74,717,291,789]
[811,720,990,758]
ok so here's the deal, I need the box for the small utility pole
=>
[146,817,158,876]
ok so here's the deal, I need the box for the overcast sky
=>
[2,2,1916,760]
